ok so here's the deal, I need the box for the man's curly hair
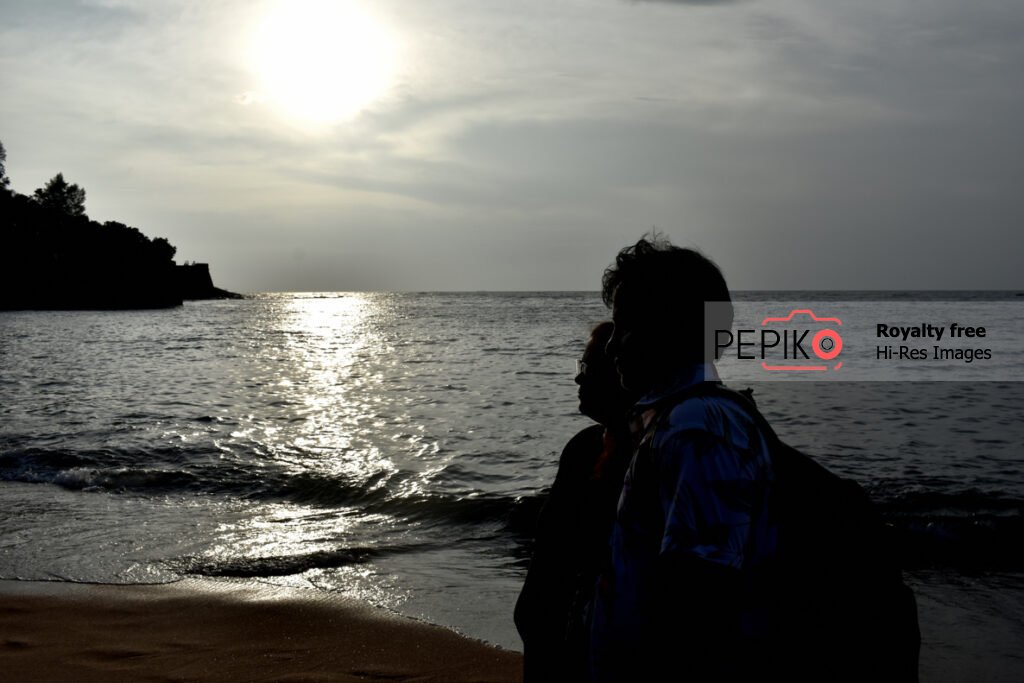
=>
[601,235,733,358]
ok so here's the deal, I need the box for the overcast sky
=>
[2,0,1022,292]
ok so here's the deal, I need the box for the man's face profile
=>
[608,284,660,393]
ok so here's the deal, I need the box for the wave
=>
[0,445,546,532]
[168,546,402,578]
[878,489,1024,570]
[3,447,1021,570]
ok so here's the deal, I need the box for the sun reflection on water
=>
[153,292,552,616]
[277,293,399,486]
[194,293,419,595]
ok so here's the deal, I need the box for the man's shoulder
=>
[655,393,765,454]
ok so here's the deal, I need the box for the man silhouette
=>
[588,237,775,682]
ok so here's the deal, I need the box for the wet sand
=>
[4,575,1014,682]
[0,579,521,682]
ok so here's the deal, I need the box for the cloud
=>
[235,91,266,106]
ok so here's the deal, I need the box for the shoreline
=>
[0,578,522,682]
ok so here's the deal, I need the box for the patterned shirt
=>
[588,364,777,681]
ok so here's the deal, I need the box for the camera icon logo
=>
[761,309,843,372]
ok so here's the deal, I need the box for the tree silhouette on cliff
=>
[0,139,183,309]
[32,173,87,217]
[0,140,9,189]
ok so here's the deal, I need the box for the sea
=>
[2,292,1022,681]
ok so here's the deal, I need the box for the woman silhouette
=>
[515,321,636,682]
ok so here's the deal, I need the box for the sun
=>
[248,0,397,125]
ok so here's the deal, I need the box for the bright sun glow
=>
[249,0,397,125]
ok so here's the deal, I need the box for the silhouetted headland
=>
[176,262,243,302]
[0,154,241,310]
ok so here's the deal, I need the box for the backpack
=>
[653,383,921,682]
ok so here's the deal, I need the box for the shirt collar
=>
[634,362,721,409]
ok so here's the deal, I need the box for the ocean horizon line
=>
[234,288,1024,295]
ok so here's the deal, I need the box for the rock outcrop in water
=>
[0,172,240,310]
[176,262,242,301]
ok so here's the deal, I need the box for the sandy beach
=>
[0,579,522,682]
